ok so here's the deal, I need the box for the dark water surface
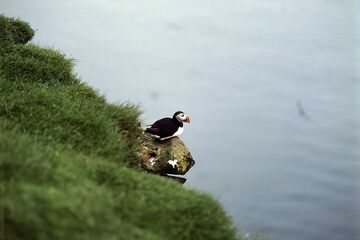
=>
[2,1,359,239]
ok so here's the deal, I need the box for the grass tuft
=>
[0,15,34,45]
[0,44,78,85]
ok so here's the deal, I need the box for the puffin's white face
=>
[176,112,191,123]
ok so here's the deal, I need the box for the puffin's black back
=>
[145,112,183,138]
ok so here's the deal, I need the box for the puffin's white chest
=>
[173,127,183,137]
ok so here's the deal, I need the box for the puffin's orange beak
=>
[185,115,190,123]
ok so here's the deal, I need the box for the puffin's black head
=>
[173,111,190,123]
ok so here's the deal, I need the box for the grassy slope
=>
[0,16,240,240]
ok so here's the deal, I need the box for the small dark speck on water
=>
[166,22,183,31]
[296,100,311,121]
[150,92,160,100]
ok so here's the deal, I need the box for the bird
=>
[145,111,190,141]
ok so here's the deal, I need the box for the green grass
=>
[0,79,141,164]
[0,15,34,45]
[0,15,242,240]
[0,122,237,240]
[0,44,142,165]
[0,44,77,84]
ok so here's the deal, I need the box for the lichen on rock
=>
[137,133,195,176]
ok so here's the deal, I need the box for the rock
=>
[137,133,195,175]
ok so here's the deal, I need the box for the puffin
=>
[145,111,190,140]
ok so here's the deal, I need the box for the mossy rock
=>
[137,133,195,175]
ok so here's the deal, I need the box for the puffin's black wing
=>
[144,127,161,136]
[145,117,178,138]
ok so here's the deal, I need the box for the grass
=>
[0,43,141,165]
[0,122,237,240]
[0,15,242,240]
[0,15,34,45]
